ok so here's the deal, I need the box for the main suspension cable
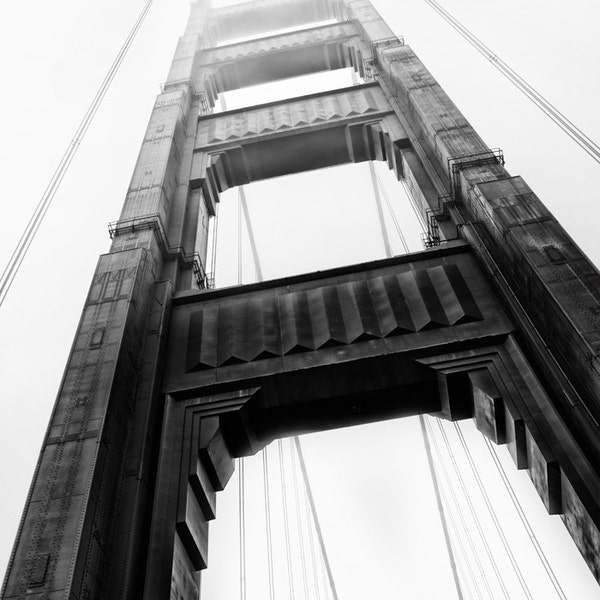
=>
[424,0,600,164]
[0,0,158,310]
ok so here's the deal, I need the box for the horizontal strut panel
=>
[191,83,406,208]
[196,22,361,95]
[194,84,391,149]
[200,22,358,68]
[164,243,513,394]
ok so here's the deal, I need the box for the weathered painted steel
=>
[3,0,600,598]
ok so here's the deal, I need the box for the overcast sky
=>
[0,0,599,597]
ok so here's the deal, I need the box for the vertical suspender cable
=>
[237,189,243,285]
[0,0,158,310]
[222,91,264,286]
[293,437,340,600]
[235,135,341,600]
[419,416,465,600]
[320,555,330,600]
[453,423,534,599]
[208,203,219,285]
[425,418,491,599]
[302,470,322,600]
[431,461,480,600]
[262,447,276,600]
[400,179,428,232]
[278,440,296,600]
[435,488,479,600]
[373,168,411,253]
[238,458,247,600]
[355,58,418,256]
[239,187,263,282]
[368,162,394,258]
[482,435,568,599]
[234,138,246,600]
[433,419,506,598]
[357,64,399,258]
[290,439,310,600]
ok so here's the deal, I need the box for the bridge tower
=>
[3,1,600,598]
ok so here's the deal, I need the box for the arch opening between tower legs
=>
[189,82,443,236]
[145,244,600,600]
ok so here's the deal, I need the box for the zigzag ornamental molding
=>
[184,263,484,372]
[195,85,390,147]
[199,23,358,66]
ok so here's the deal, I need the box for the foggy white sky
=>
[0,0,599,597]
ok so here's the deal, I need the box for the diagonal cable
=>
[483,435,568,599]
[374,167,410,253]
[293,437,340,600]
[262,448,276,600]
[290,439,310,600]
[452,422,532,599]
[0,0,158,309]
[419,416,465,599]
[424,0,600,164]
[278,439,296,600]
[426,417,495,598]
[238,458,247,600]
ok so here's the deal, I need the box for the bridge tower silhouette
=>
[3,1,600,598]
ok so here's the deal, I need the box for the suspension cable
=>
[452,422,532,599]
[399,178,428,232]
[483,436,568,599]
[419,416,465,599]
[239,187,264,282]
[373,167,410,253]
[425,417,493,599]
[320,553,330,600]
[359,54,425,254]
[290,439,310,600]
[424,0,600,165]
[278,439,296,600]
[237,189,243,285]
[238,458,247,600]
[302,462,323,600]
[262,447,276,600]
[293,437,340,600]
[368,163,394,258]
[434,462,480,600]
[0,0,158,310]
[209,203,220,285]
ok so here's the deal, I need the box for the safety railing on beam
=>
[448,149,505,201]
[108,213,211,289]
